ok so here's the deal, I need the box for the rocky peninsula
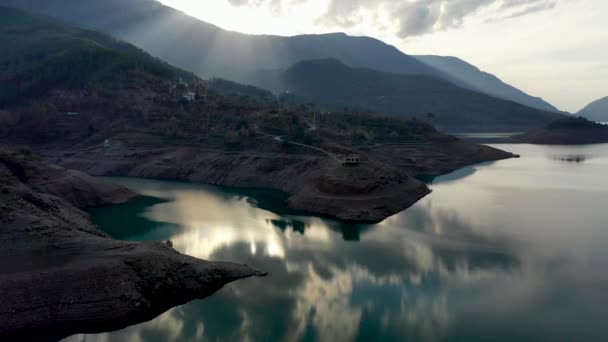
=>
[40,130,514,223]
[0,148,266,341]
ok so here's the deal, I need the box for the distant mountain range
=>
[271,59,561,131]
[577,97,608,122]
[2,6,515,225]
[414,55,559,112]
[0,8,195,107]
[0,6,440,148]
[0,0,561,119]
[0,0,443,80]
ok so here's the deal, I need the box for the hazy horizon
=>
[159,0,607,113]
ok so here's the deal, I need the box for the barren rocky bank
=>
[0,149,266,341]
[48,147,427,222]
[40,134,515,222]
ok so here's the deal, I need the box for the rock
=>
[47,142,510,222]
[0,148,265,341]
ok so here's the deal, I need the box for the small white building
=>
[342,155,361,166]
[183,91,196,102]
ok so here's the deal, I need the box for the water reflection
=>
[71,144,608,342]
[549,154,591,163]
[417,162,489,185]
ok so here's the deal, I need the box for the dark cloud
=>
[321,0,558,37]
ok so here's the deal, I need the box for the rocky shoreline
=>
[0,135,513,340]
[0,149,266,341]
[40,135,515,222]
[46,147,428,222]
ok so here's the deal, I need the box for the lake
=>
[66,144,608,342]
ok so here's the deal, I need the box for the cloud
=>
[499,0,557,19]
[321,0,559,38]
[227,0,307,15]
[226,0,558,37]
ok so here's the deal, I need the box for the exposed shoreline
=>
[43,139,514,223]
[0,136,513,340]
[0,150,266,341]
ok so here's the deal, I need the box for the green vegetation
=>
[0,6,440,149]
[0,6,194,105]
[14,146,33,156]
[278,59,563,131]
[546,116,606,129]
[209,78,274,102]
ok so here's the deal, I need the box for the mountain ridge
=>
[0,6,517,223]
[414,55,559,112]
[0,0,443,79]
[274,58,563,131]
[0,0,558,113]
[576,96,608,122]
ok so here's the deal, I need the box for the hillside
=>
[0,0,555,113]
[0,6,521,222]
[0,6,195,106]
[577,96,608,122]
[0,0,445,82]
[414,55,559,112]
[276,59,563,132]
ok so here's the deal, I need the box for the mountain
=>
[0,0,446,82]
[576,96,608,122]
[0,6,200,106]
[275,59,563,131]
[0,0,555,113]
[414,55,559,112]
[0,6,521,223]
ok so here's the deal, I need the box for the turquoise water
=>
[67,144,608,342]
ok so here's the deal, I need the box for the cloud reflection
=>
[75,176,522,341]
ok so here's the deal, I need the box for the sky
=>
[157,0,607,112]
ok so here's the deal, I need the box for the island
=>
[516,116,608,145]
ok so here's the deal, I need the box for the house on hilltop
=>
[342,155,361,166]
[183,91,196,102]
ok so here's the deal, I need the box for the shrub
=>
[223,130,241,147]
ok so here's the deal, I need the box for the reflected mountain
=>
[549,154,591,163]
[267,218,308,235]
[69,144,608,341]
[417,165,479,185]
